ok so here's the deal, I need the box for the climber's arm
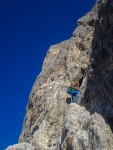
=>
[67,86,71,94]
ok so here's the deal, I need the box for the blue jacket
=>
[67,86,80,96]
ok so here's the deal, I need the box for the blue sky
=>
[0,0,95,149]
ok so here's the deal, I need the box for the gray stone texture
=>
[5,143,35,150]
[81,0,113,131]
[6,0,113,150]
[59,104,113,150]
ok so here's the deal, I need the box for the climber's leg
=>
[72,95,76,103]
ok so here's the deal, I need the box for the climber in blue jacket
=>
[67,81,80,103]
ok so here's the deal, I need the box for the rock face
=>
[5,143,35,150]
[81,0,113,131]
[60,104,113,150]
[6,0,113,150]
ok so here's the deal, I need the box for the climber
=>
[67,81,80,103]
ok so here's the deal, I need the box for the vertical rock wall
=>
[18,1,97,149]
[6,0,113,150]
[81,0,113,130]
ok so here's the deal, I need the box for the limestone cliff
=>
[81,0,113,130]
[6,0,113,150]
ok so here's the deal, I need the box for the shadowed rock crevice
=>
[80,0,113,131]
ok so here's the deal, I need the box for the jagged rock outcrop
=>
[6,0,113,150]
[59,104,113,150]
[5,143,35,150]
[81,0,113,131]
[18,1,97,147]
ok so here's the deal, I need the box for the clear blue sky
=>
[0,0,95,149]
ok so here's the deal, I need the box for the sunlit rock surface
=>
[5,143,35,150]
[59,104,113,150]
[6,0,113,150]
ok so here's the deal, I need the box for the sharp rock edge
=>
[6,0,113,150]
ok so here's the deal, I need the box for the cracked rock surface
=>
[5,0,113,150]
[59,104,113,150]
